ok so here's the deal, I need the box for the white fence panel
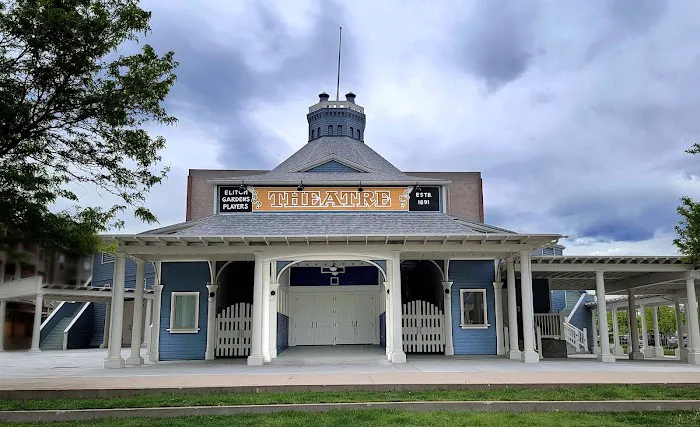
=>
[215,303,253,357]
[534,313,562,338]
[402,300,445,353]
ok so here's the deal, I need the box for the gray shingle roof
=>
[223,137,443,185]
[139,212,504,237]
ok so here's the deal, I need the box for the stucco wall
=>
[186,169,484,223]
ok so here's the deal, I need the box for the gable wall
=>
[187,170,483,222]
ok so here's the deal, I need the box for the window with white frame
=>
[101,252,115,264]
[459,288,488,328]
[169,292,200,333]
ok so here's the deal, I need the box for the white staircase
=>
[39,304,83,350]
[40,315,78,350]
[562,291,589,353]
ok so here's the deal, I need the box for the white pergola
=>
[508,255,700,365]
[0,276,153,355]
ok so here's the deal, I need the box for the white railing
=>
[564,322,588,352]
[565,292,588,323]
[534,313,561,338]
[40,301,66,330]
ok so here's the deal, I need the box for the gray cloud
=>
[456,0,538,89]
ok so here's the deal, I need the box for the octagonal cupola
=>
[307,92,366,142]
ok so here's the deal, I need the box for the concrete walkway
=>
[2,347,700,392]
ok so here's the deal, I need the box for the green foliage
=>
[0,0,177,253]
[675,142,700,263]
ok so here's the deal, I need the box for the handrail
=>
[40,301,66,329]
[62,302,91,350]
[565,292,588,323]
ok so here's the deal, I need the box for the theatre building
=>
[67,92,700,367]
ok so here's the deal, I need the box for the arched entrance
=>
[214,261,254,358]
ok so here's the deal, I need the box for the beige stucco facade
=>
[186,169,483,223]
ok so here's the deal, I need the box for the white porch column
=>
[30,293,43,352]
[518,251,538,363]
[384,278,392,359]
[389,251,406,363]
[143,298,152,353]
[675,298,683,360]
[612,308,623,356]
[149,283,163,362]
[105,252,126,368]
[0,300,6,351]
[640,304,650,357]
[595,271,614,362]
[126,259,145,365]
[261,261,271,363]
[100,303,111,348]
[685,274,700,364]
[493,281,505,356]
[442,281,454,356]
[248,253,264,365]
[269,278,278,359]
[652,307,664,358]
[205,284,218,360]
[627,290,644,360]
[506,257,520,360]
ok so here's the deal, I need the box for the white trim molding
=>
[168,291,200,333]
[459,288,489,329]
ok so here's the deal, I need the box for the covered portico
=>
[513,256,700,365]
[103,218,562,368]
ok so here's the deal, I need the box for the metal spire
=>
[336,26,342,101]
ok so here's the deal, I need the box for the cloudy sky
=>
[102,0,700,256]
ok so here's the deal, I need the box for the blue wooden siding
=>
[290,266,378,286]
[305,160,362,173]
[551,290,567,313]
[379,312,386,348]
[91,302,108,347]
[91,253,156,289]
[159,262,209,361]
[449,260,496,355]
[277,313,289,354]
[66,303,94,349]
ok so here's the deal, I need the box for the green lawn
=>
[3,411,700,427]
[2,385,700,411]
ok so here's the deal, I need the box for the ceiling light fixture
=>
[239,180,246,193]
[297,181,304,191]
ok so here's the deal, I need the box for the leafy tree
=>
[0,0,177,253]
[675,143,700,263]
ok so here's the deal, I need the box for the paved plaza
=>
[2,346,700,391]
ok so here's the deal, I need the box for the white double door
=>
[291,287,377,346]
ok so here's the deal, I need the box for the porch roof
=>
[510,255,697,296]
[103,212,562,251]
[0,277,153,303]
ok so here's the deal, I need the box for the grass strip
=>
[2,385,700,411]
[3,410,700,427]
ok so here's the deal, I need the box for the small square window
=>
[169,292,200,333]
[460,289,488,329]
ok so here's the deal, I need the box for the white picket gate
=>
[402,300,445,353]
[215,303,253,357]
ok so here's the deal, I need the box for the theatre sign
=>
[218,186,440,213]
